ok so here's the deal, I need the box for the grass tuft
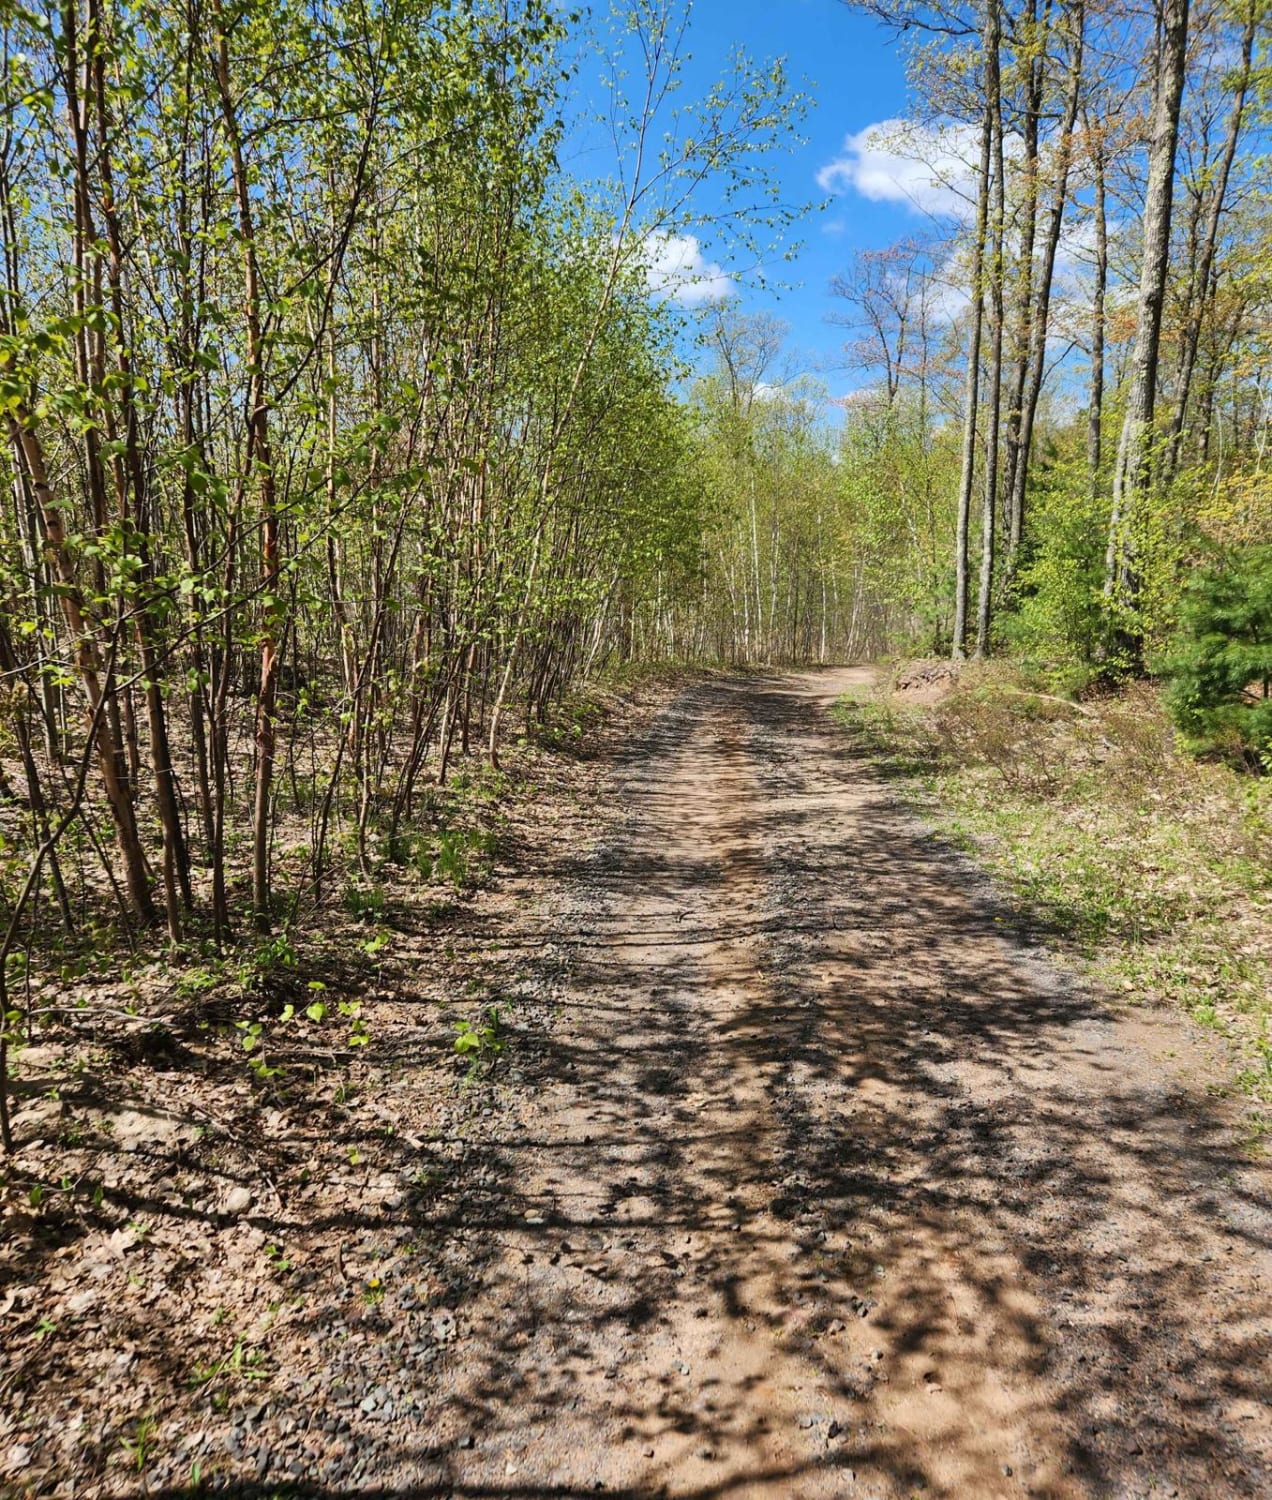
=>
[836,666,1272,1125]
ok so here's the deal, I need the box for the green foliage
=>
[342,884,386,922]
[453,1006,506,1080]
[837,395,960,652]
[416,829,496,890]
[190,1339,269,1398]
[1163,545,1272,765]
[999,458,1107,692]
[238,937,299,999]
[839,675,1272,1115]
[120,1415,158,1472]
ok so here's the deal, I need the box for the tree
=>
[1164,544,1272,763]
[1103,0,1191,664]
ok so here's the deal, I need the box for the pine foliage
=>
[1164,546,1272,764]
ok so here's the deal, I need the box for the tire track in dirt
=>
[413,670,1272,1499]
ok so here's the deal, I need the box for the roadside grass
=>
[835,664,1272,1141]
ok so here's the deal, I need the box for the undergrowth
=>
[836,664,1272,1140]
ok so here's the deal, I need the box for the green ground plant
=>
[837,668,1272,1130]
[453,1005,507,1081]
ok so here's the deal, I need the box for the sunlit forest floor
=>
[836,664,1272,1148]
[3,668,1271,1498]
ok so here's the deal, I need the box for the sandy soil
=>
[5,668,1270,1498]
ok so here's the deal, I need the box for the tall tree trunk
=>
[951,31,995,660]
[975,0,1005,659]
[1000,0,1048,542]
[91,13,192,940]
[4,415,155,922]
[1086,111,1108,504]
[1004,0,1085,577]
[211,4,282,929]
[1165,0,1255,478]
[1104,0,1190,664]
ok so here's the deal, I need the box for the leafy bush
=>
[1164,544,1272,766]
[997,458,1107,692]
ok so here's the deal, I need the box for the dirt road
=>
[418,669,1271,1499]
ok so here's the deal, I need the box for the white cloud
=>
[817,119,985,221]
[642,232,734,306]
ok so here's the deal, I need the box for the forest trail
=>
[422,670,1272,1500]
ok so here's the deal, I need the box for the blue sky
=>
[561,0,940,398]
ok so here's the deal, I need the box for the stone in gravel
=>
[223,1185,254,1215]
[112,1107,198,1153]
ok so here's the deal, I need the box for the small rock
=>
[456,1434,474,1450]
[12,1099,62,1138]
[224,1185,254,1216]
[112,1107,197,1154]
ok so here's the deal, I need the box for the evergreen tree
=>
[1164,546,1272,764]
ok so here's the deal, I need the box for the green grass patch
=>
[836,667,1272,1127]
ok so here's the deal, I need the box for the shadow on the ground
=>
[15,676,1272,1499]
